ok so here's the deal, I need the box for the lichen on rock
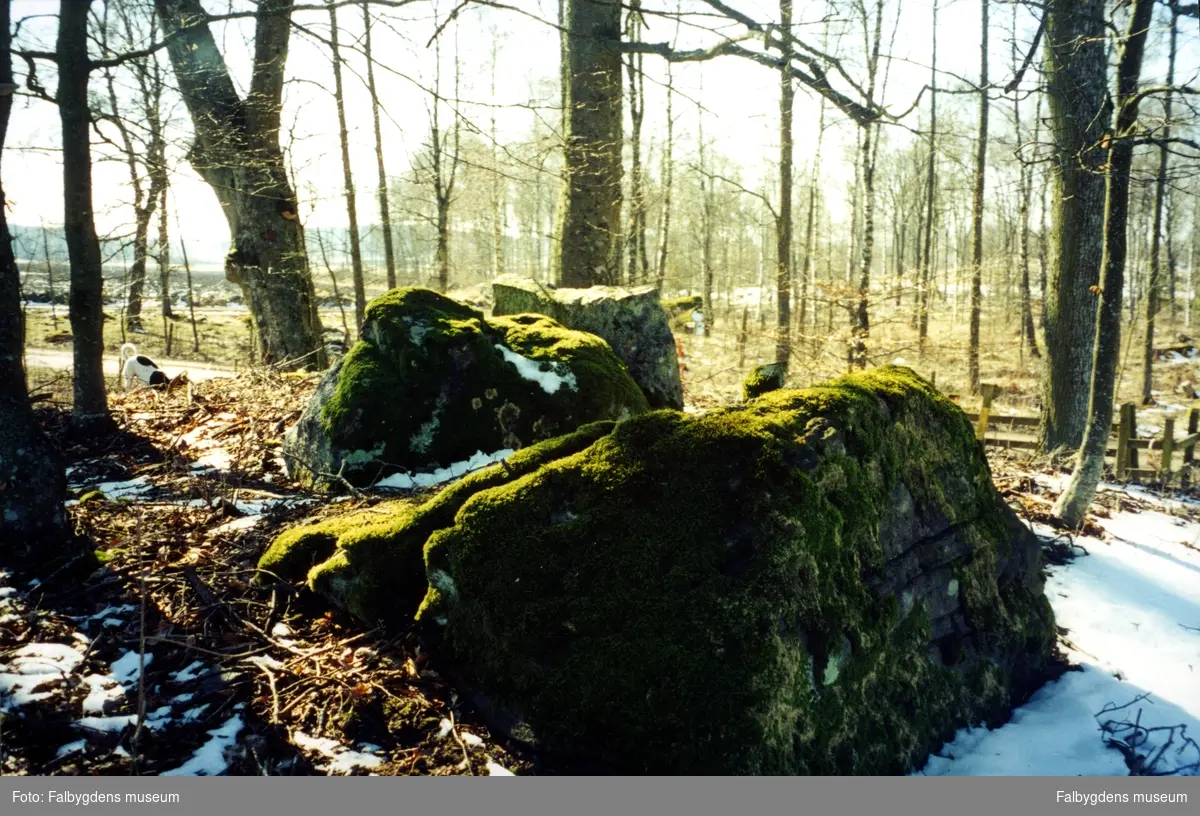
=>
[281,287,648,489]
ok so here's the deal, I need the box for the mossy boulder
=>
[742,362,787,401]
[662,295,703,323]
[282,287,649,489]
[413,366,1055,774]
[260,422,619,621]
[492,275,684,410]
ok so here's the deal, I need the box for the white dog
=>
[120,343,169,390]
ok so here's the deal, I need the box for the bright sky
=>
[4,0,1195,259]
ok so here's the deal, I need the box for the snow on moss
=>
[495,344,578,394]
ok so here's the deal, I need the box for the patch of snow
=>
[8,642,84,676]
[244,654,284,671]
[76,715,137,733]
[495,344,578,394]
[145,705,174,730]
[0,587,15,598]
[72,604,137,624]
[172,692,195,705]
[211,516,263,536]
[0,644,80,710]
[486,760,515,776]
[191,447,233,472]
[376,449,515,491]
[56,739,87,759]
[81,674,124,715]
[233,497,312,516]
[292,731,385,774]
[91,477,155,501]
[160,714,244,776]
[437,718,453,739]
[110,651,151,687]
[921,507,1200,776]
[170,660,206,683]
[461,732,483,748]
[180,704,209,723]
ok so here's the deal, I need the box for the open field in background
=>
[19,264,1200,444]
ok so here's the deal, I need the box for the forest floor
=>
[5,298,1200,776]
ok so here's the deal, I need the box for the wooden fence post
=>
[1116,403,1135,480]
[976,384,1000,441]
[1126,404,1141,471]
[1183,406,1199,487]
[1162,416,1175,486]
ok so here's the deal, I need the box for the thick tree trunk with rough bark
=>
[1040,0,1108,451]
[0,0,68,550]
[557,0,623,287]
[58,0,112,433]
[154,0,323,370]
[1055,0,1156,527]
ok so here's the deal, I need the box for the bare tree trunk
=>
[1140,6,1177,405]
[0,0,68,548]
[775,0,794,368]
[967,0,989,393]
[1035,91,1048,330]
[800,89,827,347]
[155,0,324,370]
[698,98,714,326]
[106,4,168,335]
[327,0,366,330]
[624,2,648,284]
[315,228,351,344]
[1189,204,1197,329]
[157,183,171,318]
[1055,0,1156,526]
[918,0,937,359]
[58,0,112,433]
[850,0,886,370]
[427,32,461,294]
[363,2,396,290]
[490,39,506,280]
[1012,6,1039,359]
[655,62,674,292]
[1040,0,1108,451]
[557,0,623,286]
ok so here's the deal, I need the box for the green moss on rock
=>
[262,421,618,623]
[284,288,648,489]
[742,362,787,401]
[256,501,416,583]
[413,366,1055,774]
[662,295,703,318]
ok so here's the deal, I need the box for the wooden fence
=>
[963,384,1200,486]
